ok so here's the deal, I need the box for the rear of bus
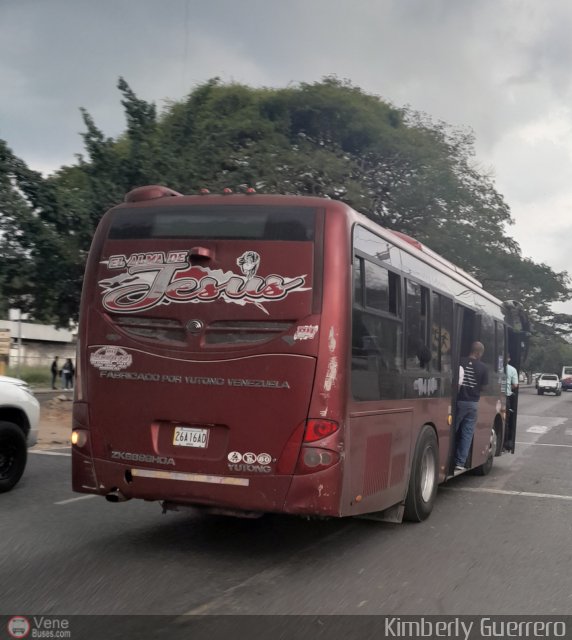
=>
[72,187,351,517]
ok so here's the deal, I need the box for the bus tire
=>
[404,425,438,522]
[494,420,503,457]
[0,421,27,493]
[473,427,496,476]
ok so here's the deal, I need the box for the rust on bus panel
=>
[98,249,309,315]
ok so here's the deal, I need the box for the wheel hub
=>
[420,446,436,503]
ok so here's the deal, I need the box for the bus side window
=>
[440,296,454,377]
[495,320,506,385]
[351,310,404,401]
[431,292,454,374]
[351,257,403,401]
[406,280,430,370]
[480,314,496,388]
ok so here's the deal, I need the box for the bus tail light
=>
[296,447,340,475]
[277,420,341,474]
[276,422,306,474]
[303,419,338,442]
[287,419,342,475]
[72,402,92,454]
[71,429,89,448]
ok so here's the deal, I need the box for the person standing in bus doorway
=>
[454,341,489,471]
[50,356,59,389]
[502,354,519,453]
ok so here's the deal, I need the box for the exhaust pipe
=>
[105,489,130,503]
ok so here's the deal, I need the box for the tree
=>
[526,325,572,374]
[1,77,570,331]
[0,142,88,325]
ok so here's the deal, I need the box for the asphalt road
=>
[2,386,572,617]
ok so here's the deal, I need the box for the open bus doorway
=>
[449,306,480,474]
[504,328,524,453]
[503,301,531,454]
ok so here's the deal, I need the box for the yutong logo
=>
[98,250,308,315]
[228,463,272,474]
[112,451,175,466]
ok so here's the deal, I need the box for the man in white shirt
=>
[503,355,519,453]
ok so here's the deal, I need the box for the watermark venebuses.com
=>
[6,616,71,639]
[3,615,570,640]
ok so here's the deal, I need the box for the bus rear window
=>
[108,206,316,241]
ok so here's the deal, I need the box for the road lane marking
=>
[55,495,98,505]
[519,416,567,427]
[447,486,572,502]
[33,445,70,450]
[526,426,549,434]
[30,450,71,457]
[515,441,572,448]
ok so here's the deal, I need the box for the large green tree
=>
[1,77,570,332]
[0,140,85,324]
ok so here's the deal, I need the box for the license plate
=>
[173,426,209,448]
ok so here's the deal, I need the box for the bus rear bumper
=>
[73,456,342,516]
[84,457,293,512]
[282,465,342,516]
[72,449,101,495]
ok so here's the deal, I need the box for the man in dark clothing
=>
[454,341,488,470]
[50,357,59,389]
[62,358,75,390]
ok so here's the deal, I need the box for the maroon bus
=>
[72,186,528,522]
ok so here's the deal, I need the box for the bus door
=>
[503,301,531,453]
[504,327,524,453]
[449,304,468,472]
[450,306,490,471]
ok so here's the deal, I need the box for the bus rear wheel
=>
[473,428,496,476]
[404,425,438,522]
[0,421,27,493]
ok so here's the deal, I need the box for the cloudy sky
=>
[1,0,571,311]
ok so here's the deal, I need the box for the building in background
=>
[0,315,76,375]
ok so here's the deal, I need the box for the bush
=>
[6,366,51,386]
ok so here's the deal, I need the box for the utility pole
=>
[16,308,22,378]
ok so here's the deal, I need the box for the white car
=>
[0,375,40,492]
[536,373,562,396]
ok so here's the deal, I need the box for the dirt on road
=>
[37,394,73,446]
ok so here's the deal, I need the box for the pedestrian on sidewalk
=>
[50,356,59,389]
[62,358,75,390]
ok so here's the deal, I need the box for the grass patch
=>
[6,366,51,386]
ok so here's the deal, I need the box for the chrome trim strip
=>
[131,468,249,486]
